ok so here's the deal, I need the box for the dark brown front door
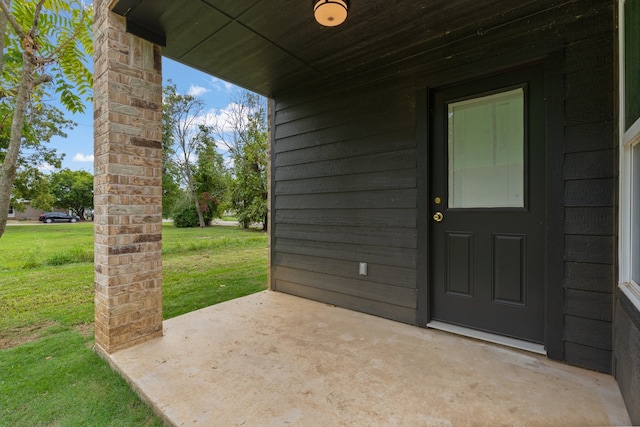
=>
[430,65,545,343]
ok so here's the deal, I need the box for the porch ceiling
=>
[111,0,544,97]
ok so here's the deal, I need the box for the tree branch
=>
[0,0,46,64]
[0,0,10,76]
[39,6,90,65]
[0,0,25,39]
[26,0,47,60]
[32,74,52,87]
[30,0,47,37]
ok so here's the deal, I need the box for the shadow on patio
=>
[104,291,630,426]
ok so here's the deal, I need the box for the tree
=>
[11,167,54,212]
[2,99,75,213]
[11,99,75,166]
[213,90,268,230]
[49,168,93,219]
[161,83,183,218]
[193,128,228,220]
[163,82,224,228]
[0,0,92,237]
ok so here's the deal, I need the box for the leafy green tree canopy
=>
[49,168,93,219]
[212,91,268,230]
[0,0,92,237]
[11,167,54,212]
[2,98,75,213]
[163,82,229,227]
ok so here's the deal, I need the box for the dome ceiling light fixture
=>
[313,0,349,27]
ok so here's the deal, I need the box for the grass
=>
[0,222,268,426]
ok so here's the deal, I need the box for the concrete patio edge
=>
[100,291,631,426]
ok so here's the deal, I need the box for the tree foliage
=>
[0,96,73,167]
[49,168,93,219]
[194,128,227,219]
[162,82,209,227]
[2,98,75,212]
[163,82,229,227]
[163,84,267,229]
[0,0,92,237]
[213,91,268,230]
[171,194,215,228]
[161,92,182,218]
[11,167,54,211]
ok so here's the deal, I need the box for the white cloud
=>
[38,163,56,173]
[73,153,94,162]
[187,84,210,97]
[209,76,235,93]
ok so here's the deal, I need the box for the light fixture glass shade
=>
[314,0,349,27]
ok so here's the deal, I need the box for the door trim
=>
[427,320,546,355]
[416,53,565,361]
[542,51,565,361]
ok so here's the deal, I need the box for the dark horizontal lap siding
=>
[615,290,640,424]
[275,168,416,195]
[275,149,416,181]
[272,80,418,322]
[274,208,417,228]
[275,189,417,210]
[275,224,417,249]
[271,0,617,371]
[275,238,416,270]
[276,280,417,325]
[274,252,417,289]
[561,19,616,373]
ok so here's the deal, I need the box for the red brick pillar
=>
[93,0,163,354]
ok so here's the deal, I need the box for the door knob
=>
[433,212,443,222]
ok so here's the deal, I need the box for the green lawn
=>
[0,222,268,426]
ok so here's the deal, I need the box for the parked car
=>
[39,212,80,223]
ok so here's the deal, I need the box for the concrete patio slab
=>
[104,291,630,426]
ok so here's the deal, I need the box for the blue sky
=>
[47,58,240,174]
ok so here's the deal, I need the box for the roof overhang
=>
[110,0,548,97]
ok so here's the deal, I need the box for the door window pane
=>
[448,88,525,208]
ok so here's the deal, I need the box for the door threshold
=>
[427,321,546,355]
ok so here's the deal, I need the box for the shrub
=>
[171,199,215,228]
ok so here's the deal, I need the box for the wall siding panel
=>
[564,315,612,351]
[564,207,615,235]
[275,208,417,229]
[615,291,640,424]
[565,122,616,153]
[275,135,415,166]
[564,179,616,207]
[565,235,615,265]
[564,150,616,180]
[275,238,416,269]
[564,289,613,322]
[276,280,416,324]
[275,149,416,181]
[274,252,417,289]
[564,342,612,373]
[565,262,615,293]
[275,224,417,249]
[276,267,416,309]
[275,169,416,196]
[275,189,417,210]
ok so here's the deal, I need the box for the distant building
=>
[8,203,42,221]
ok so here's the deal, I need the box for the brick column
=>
[93,0,163,354]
